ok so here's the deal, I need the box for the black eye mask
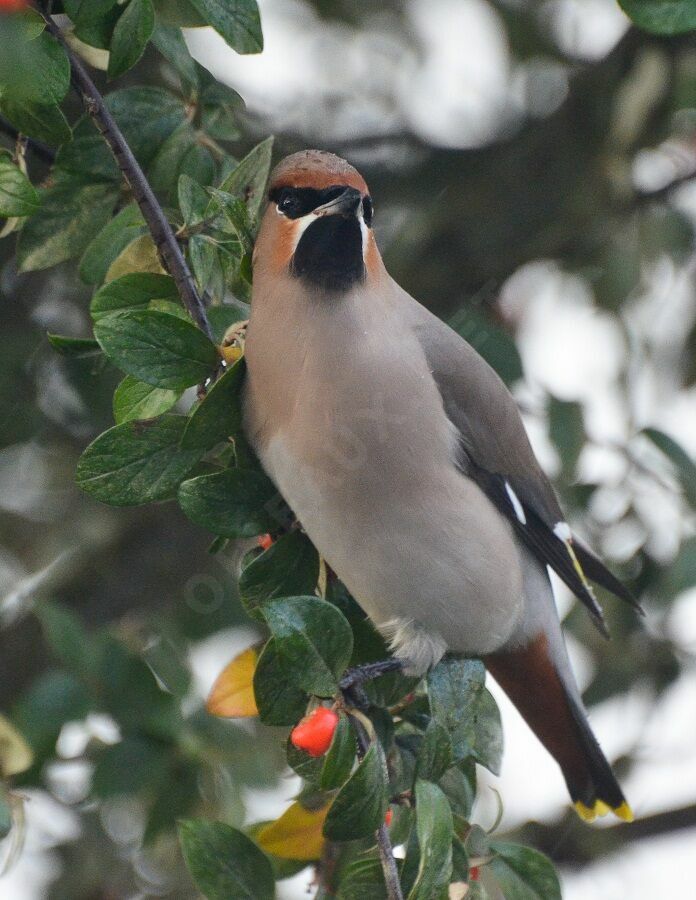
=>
[268,185,373,225]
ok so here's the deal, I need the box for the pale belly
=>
[259,432,525,671]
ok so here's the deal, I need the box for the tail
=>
[485,633,634,823]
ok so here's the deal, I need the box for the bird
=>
[242,149,639,823]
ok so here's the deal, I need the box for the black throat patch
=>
[291,215,365,293]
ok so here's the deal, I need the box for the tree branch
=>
[35,8,215,342]
[348,712,404,900]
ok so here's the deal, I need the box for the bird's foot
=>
[339,659,403,710]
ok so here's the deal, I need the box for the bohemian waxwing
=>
[243,149,639,823]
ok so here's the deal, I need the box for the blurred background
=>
[2,0,696,896]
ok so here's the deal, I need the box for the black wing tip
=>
[573,543,645,617]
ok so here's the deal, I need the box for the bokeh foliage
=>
[1,0,696,897]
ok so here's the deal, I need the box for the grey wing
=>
[398,288,642,625]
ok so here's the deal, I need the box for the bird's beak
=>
[313,186,363,219]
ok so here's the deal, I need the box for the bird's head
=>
[253,150,381,293]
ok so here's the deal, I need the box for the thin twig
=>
[348,712,404,900]
[0,116,55,164]
[35,7,215,342]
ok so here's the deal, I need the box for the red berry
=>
[0,0,28,12]
[258,533,273,551]
[290,707,339,757]
[384,809,393,826]
[469,866,480,882]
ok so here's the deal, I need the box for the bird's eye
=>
[278,189,302,217]
[362,196,374,227]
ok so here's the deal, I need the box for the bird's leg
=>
[339,659,404,710]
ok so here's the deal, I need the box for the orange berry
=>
[384,809,393,826]
[0,0,27,11]
[258,533,273,551]
[469,866,480,882]
[290,707,339,757]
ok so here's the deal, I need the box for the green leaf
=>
[408,780,453,900]
[47,334,102,358]
[178,468,279,537]
[180,358,245,450]
[76,415,203,505]
[13,671,90,760]
[79,203,147,285]
[56,87,187,179]
[179,819,274,900]
[218,136,274,222]
[0,28,70,107]
[179,173,211,228]
[187,0,263,54]
[253,638,309,725]
[489,842,561,900]
[108,0,155,78]
[619,1,696,35]
[415,720,453,784]
[263,596,353,696]
[337,857,388,900]
[323,742,388,841]
[152,24,199,88]
[148,122,198,200]
[320,713,356,790]
[0,157,40,217]
[94,310,218,390]
[92,736,169,797]
[35,601,94,677]
[239,530,320,618]
[64,0,119,24]
[91,273,178,321]
[153,0,206,26]
[17,182,118,272]
[0,97,72,146]
[200,82,244,141]
[113,375,181,423]
[644,426,696,508]
[549,396,584,479]
[427,658,503,774]
[189,233,224,298]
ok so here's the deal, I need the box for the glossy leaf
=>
[91,273,178,321]
[253,638,309,725]
[178,468,279,537]
[152,24,199,88]
[79,203,147,285]
[427,658,503,774]
[239,530,320,618]
[187,0,263,54]
[180,358,246,450]
[415,720,453,784]
[179,819,275,900]
[76,415,203,505]
[108,0,155,78]
[408,780,453,900]
[218,136,274,222]
[337,857,388,900]
[0,97,72,146]
[263,595,353,696]
[17,182,118,272]
[619,1,696,35]
[489,841,561,900]
[179,173,210,228]
[256,800,329,861]
[320,713,356,790]
[206,646,259,717]
[94,310,219,389]
[47,334,102,358]
[0,156,40,217]
[113,375,181,424]
[323,742,389,841]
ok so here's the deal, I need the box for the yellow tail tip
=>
[573,800,634,823]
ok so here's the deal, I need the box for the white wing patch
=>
[504,480,527,524]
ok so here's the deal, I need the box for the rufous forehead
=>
[269,168,368,195]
